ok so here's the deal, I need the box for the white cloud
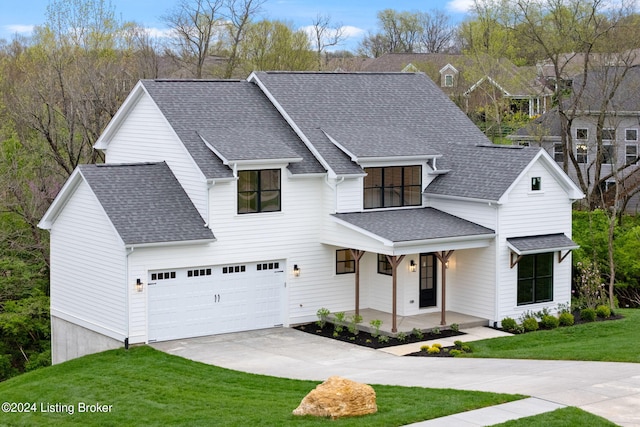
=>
[5,24,34,35]
[446,0,475,14]
[300,24,365,47]
[145,27,174,39]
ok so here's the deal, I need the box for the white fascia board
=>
[439,63,458,74]
[94,81,147,150]
[425,192,499,205]
[38,168,84,229]
[393,233,495,248]
[322,130,359,162]
[248,72,335,178]
[465,76,509,97]
[126,238,216,250]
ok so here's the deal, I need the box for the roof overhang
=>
[507,233,579,256]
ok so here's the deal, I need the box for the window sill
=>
[527,191,545,195]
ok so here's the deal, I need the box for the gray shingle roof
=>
[424,144,541,201]
[79,162,215,245]
[507,233,578,254]
[141,79,324,178]
[333,208,494,243]
[252,72,489,175]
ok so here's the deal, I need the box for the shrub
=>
[596,305,611,318]
[427,346,440,354]
[369,319,382,338]
[316,307,330,328]
[541,315,560,329]
[522,317,539,332]
[431,343,442,349]
[378,335,389,343]
[347,313,363,335]
[412,328,424,340]
[500,317,518,332]
[461,344,472,353]
[450,323,460,333]
[581,308,597,322]
[333,312,345,333]
[396,331,407,342]
[449,349,462,357]
[431,327,441,335]
[558,312,575,326]
[420,344,430,352]
[454,340,463,348]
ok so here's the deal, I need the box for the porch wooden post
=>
[386,254,405,333]
[349,249,365,316]
[434,250,454,326]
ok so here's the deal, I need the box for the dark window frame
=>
[336,249,355,274]
[601,128,615,141]
[576,128,588,140]
[553,143,564,162]
[626,144,638,164]
[363,166,422,209]
[625,129,638,142]
[576,143,588,164]
[377,254,392,276]
[531,177,542,191]
[602,144,615,165]
[517,253,554,305]
[237,169,281,214]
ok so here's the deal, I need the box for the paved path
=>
[151,328,640,426]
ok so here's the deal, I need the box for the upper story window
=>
[237,169,281,214]
[625,129,638,142]
[626,144,638,164]
[444,74,454,87]
[602,144,615,164]
[553,143,563,162]
[576,143,587,163]
[363,166,422,209]
[601,128,615,141]
[576,128,588,140]
[531,177,542,191]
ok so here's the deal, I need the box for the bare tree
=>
[223,0,265,78]
[419,10,455,53]
[162,0,225,78]
[310,14,346,70]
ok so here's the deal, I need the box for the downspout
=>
[125,246,135,350]
[493,202,500,327]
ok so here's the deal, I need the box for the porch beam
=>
[349,249,365,316]
[385,254,405,333]
[434,250,454,326]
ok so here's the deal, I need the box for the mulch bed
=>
[293,322,465,350]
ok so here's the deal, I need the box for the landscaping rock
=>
[292,376,377,419]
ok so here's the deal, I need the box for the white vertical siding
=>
[103,93,208,218]
[50,180,127,340]
[496,160,574,321]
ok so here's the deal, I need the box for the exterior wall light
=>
[409,260,417,272]
[136,278,143,292]
[293,264,301,277]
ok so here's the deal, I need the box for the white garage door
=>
[147,260,285,342]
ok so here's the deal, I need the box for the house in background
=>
[362,53,552,118]
[509,65,640,211]
[39,72,583,364]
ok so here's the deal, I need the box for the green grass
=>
[466,308,640,362]
[0,345,523,426]
[491,407,618,427]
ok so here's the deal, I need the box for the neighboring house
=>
[510,65,640,211]
[363,53,552,117]
[39,72,583,364]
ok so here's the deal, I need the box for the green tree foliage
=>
[240,20,315,72]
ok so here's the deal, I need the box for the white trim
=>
[126,238,216,250]
[507,241,579,256]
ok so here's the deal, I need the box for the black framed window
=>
[576,128,588,140]
[238,169,281,214]
[625,129,638,142]
[602,144,615,164]
[364,166,421,209]
[336,249,355,274]
[626,144,638,164]
[553,143,563,162]
[576,143,587,163]
[517,253,553,305]
[377,254,392,276]
[601,128,615,141]
[531,177,541,191]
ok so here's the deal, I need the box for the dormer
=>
[439,63,458,88]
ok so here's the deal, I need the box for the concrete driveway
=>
[151,327,640,427]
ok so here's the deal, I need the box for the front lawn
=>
[0,345,522,426]
[466,308,640,362]
[492,407,618,427]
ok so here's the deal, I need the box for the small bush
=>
[558,312,575,326]
[396,331,407,342]
[449,349,462,357]
[316,307,330,328]
[420,344,430,352]
[541,315,560,329]
[412,328,424,340]
[522,317,539,332]
[461,345,472,353]
[596,305,611,318]
[581,308,597,322]
[431,343,442,349]
[450,323,460,333]
[431,327,441,335]
[454,340,463,348]
[378,335,389,343]
[427,346,440,354]
[500,317,518,332]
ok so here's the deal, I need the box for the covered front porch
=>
[332,308,488,337]
[325,207,497,332]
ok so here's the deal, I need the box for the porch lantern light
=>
[135,278,143,293]
[409,260,417,272]
[293,264,301,277]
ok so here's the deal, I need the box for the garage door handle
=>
[214,294,221,302]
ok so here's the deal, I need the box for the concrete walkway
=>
[151,327,640,427]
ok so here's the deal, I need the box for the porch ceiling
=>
[327,208,495,255]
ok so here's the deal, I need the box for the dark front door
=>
[419,253,437,307]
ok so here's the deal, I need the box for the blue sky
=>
[1,0,474,49]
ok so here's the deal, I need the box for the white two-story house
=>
[39,72,583,363]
